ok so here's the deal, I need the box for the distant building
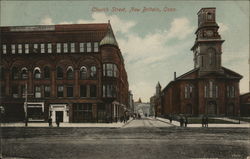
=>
[134,98,150,117]
[150,82,162,117]
[0,22,129,123]
[240,92,250,116]
[160,8,242,117]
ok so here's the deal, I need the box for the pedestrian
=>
[205,116,208,127]
[180,116,184,127]
[169,115,172,123]
[184,116,188,127]
[202,116,205,127]
[56,117,60,127]
[48,116,52,127]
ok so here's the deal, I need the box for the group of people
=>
[202,116,209,127]
[179,116,188,127]
[48,116,60,127]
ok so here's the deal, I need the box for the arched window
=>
[80,66,87,80]
[0,67,4,80]
[90,66,97,79]
[12,67,19,80]
[44,66,50,79]
[57,67,63,79]
[21,67,28,79]
[34,67,41,79]
[66,66,74,80]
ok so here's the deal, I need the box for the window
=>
[80,43,84,52]
[2,45,7,54]
[227,86,235,98]
[207,12,212,20]
[70,43,75,53]
[90,66,97,79]
[24,44,29,54]
[103,84,116,98]
[63,43,68,53]
[184,85,193,99]
[57,67,63,79]
[66,66,74,80]
[80,85,87,97]
[103,63,119,77]
[33,44,38,53]
[48,43,52,53]
[44,86,51,97]
[94,42,99,52]
[18,44,22,54]
[21,67,28,79]
[34,67,41,79]
[11,44,16,54]
[41,44,45,53]
[57,43,61,53]
[87,42,91,52]
[0,67,4,80]
[80,66,87,80]
[44,66,50,79]
[35,86,41,98]
[205,81,218,98]
[209,53,212,65]
[57,85,64,97]
[90,85,97,97]
[12,85,18,98]
[67,85,73,97]
[12,67,19,80]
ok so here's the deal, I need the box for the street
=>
[1,118,250,159]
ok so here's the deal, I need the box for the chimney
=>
[174,72,176,80]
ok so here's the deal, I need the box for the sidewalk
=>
[156,117,250,128]
[0,119,133,128]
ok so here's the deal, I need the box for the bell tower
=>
[191,8,224,76]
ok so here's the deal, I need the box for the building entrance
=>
[56,111,64,122]
[50,104,69,122]
[207,101,217,115]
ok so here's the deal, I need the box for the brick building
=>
[159,8,242,117]
[0,22,129,123]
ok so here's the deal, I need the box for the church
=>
[160,8,242,117]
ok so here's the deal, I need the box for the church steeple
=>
[191,8,224,76]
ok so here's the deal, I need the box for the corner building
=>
[0,23,129,123]
[161,8,242,117]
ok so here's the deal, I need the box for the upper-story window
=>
[66,66,74,80]
[41,44,45,53]
[207,12,212,20]
[57,67,63,79]
[57,43,61,53]
[12,67,19,79]
[80,43,84,53]
[25,44,29,54]
[227,86,235,98]
[47,43,52,53]
[2,45,7,54]
[63,43,68,53]
[21,67,28,79]
[11,44,16,54]
[103,84,116,98]
[57,85,64,97]
[103,63,119,77]
[33,44,38,53]
[0,67,4,80]
[80,66,87,80]
[44,66,50,79]
[34,67,41,79]
[94,42,99,52]
[90,85,97,97]
[34,86,42,98]
[87,42,91,52]
[90,66,97,79]
[18,44,22,54]
[205,81,218,98]
[184,85,193,99]
[70,43,75,53]
[44,86,51,97]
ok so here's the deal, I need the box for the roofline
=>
[197,7,216,15]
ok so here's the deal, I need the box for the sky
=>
[1,1,249,102]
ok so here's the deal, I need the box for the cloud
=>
[166,17,195,40]
[40,16,53,25]
[218,22,229,33]
[77,12,136,34]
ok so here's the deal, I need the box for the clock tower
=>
[191,8,225,76]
